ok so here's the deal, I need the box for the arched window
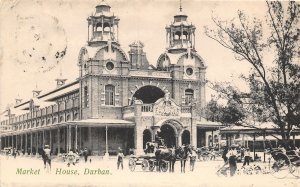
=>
[74,112,78,120]
[185,89,194,105]
[66,115,70,121]
[105,85,115,105]
[214,135,219,144]
[59,116,64,123]
[83,86,88,107]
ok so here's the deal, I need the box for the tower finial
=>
[179,0,182,12]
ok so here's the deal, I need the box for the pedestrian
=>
[243,148,251,167]
[5,148,10,159]
[210,148,216,160]
[67,150,76,167]
[226,146,238,177]
[43,145,51,171]
[117,147,124,170]
[189,147,197,171]
[83,148,88,163]
[12,148,17,159]
[240,146,245,159]
[222,147,228,163]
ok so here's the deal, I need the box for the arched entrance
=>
[182,130,190,145]
[133,86,165,104]
[143,129,152,149]
[159,124,176,148]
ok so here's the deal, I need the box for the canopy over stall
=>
[219,122,300,162]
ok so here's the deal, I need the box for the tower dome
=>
[87,0,120,46]
[165,1,196,53]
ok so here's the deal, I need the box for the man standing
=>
[117,147,124,170]
[83,148,89,163]
[43,145,51,172]
[243,148,251,167]
[222,147,228,163]
[226,146,238,176]
[189,147,197,171]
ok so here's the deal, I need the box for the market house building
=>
[0,1,217,156]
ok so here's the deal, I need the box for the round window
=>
[186,68,193,76]
[106,62,114,70]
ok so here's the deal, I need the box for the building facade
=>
[0,1,213,156]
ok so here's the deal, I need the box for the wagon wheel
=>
[141,159,149,171]
[270,152,291,179]
[128,158,136,172]
[290,163,300,178]
[160,161,169,172]
[202,154,208,161]
[149,160,155,172]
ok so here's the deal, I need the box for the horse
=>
[155,146,181,172]
[177,145,192,173]
[39,148,51,172]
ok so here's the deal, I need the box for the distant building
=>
[0,0,220,156]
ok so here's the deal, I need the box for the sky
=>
[0,0,269,112]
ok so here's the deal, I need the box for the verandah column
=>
[25,133,28,155]
[36,132,38,155]
[88,127,92,151]
[42,130,45,147]
[30,133,33,155]
[49,129,52,149]
[75,125,78,151]
[105,125,108,157]
[20,134,23,154]
[65,126,68,153]
[68,125,72,152]
[11,135,15,148]
[16,135,18,150]
[57,127,60,155]
[253,134,256,159]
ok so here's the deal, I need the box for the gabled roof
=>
[14,80,79,110]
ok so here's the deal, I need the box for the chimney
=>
[15,94,22,106]
[128,41,149,69]
[32,84,42,98]
[56,68,67,88]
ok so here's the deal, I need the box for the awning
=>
[220,124,300,135]
[66,118,135,127]
[196,119,224,129]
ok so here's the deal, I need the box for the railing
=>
[141,104,153,112]
[122,104,192,115]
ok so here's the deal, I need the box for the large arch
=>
[155,119,185,148]
[132,85,165,104]
[159,124,176,148]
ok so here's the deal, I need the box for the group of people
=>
[4,147,19,159]
[221,146,252,176]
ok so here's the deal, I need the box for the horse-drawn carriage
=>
[128,142,191,173]
[129,154,169,172]
[128,142,168,172]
